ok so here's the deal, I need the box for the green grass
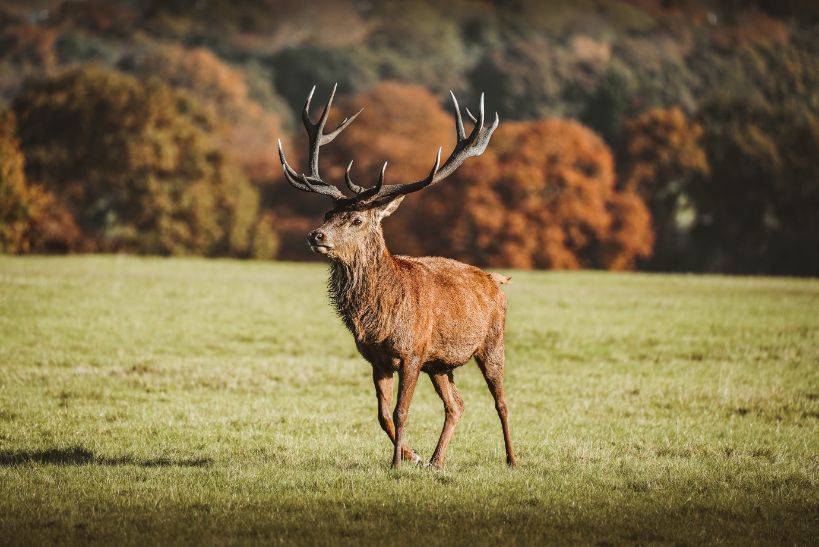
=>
[1,255,817,545]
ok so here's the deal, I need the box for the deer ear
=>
[376,195,405,220]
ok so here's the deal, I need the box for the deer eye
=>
[352,217,363,226]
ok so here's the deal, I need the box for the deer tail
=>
[489,272,511,284]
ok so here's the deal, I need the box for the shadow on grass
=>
[0,446,212,467]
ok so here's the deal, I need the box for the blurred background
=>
[0,0,817,275]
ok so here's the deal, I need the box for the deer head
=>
[277,84,498,264]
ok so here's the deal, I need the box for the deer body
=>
[278,85,516,468]
[332,252,505,365]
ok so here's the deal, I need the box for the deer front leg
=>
[392,361,421,468]
[428,371,464,469]
[372,368,420,464]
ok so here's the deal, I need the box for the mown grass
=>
[0,255,817,545]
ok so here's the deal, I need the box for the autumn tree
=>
[1,111,44,253]
[121,45,289,183]
[618,106,709,269]
[0,111,78,253]
[14,66,276,257]
[421,119,654,270]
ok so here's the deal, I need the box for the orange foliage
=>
[423,119,654,270]
[0,111,79,253]
[31,195,81,252]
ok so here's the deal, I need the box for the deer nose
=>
[308,230,325,245]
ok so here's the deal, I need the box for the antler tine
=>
[302,85,316,129]
[468,93,486,141]
[489,110,500,133]
[325,107,363,142]
[450,91,466,140]
[344,161,366,195]
[374,161,387,194]
[278,139,309,191]
[278,139,346,199]
[316,83,337,135]
[342,160,389,201]
[411,147,442,193]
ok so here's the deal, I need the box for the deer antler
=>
[277,86,498,206]
[277,83,363,201]
[348,91,499,206]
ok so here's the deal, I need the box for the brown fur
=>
[310,198,516,468]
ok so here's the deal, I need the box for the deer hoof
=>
[410,449,423,466]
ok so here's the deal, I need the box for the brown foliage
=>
[126,45,288,183]
[26,191,82,252]
[263,0,369,49]
[422,119,654,270]
[620,106,708,198]
[619,106,708,267]
[13,66,274,257]
[0,24,57,70]
[51,0,138,34]
[0,111,79,253]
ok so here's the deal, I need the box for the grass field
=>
[0,255,817,545]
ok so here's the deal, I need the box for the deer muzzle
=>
[307,230,333,254]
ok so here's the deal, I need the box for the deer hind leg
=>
[428,371,465,469]
[476,330,517,468]
[372,369,421,464]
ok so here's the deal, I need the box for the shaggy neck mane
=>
[328,234,404,343]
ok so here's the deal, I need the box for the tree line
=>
[1,0,817,275]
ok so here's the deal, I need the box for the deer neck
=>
[328,234,403,343]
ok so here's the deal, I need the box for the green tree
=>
[580,64,635,145]
[692,96,819,275]
[268,46,377,115]
[365,1,468,93]
[467,38,569,121]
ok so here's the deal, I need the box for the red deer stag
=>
[277,84,516,469]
